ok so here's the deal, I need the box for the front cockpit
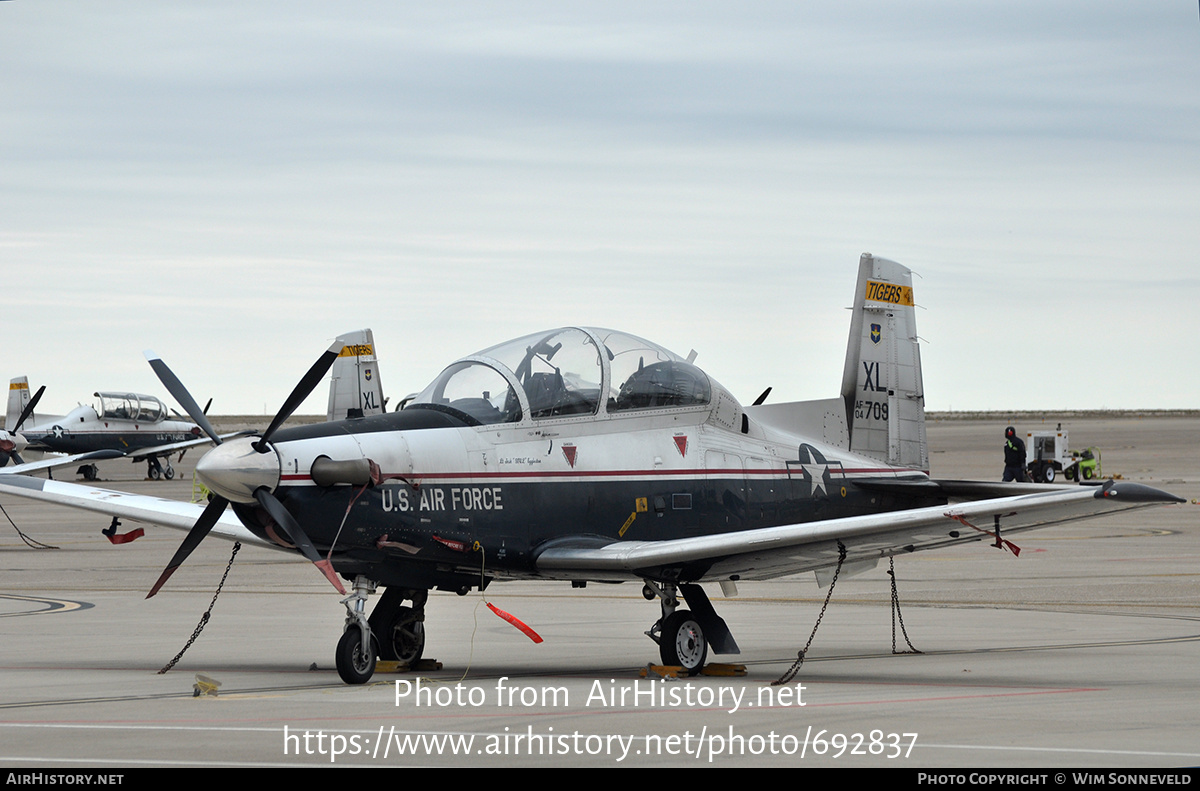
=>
[405,327,720,427]
[93,392,168,423]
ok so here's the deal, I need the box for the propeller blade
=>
[752,387,772,407]
[253,487,346,594]
[144,351,223,445]
[203,398,213,415]
[254,341,344,451]
[147,495,229,598]
[12,385,45,433]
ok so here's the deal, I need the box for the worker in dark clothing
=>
[1003,426,1028,482]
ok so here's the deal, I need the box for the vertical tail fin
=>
[7,377,32,431]
[326,330,387,421]
[839,253,928,472]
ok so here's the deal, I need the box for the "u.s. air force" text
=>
[380,486,503,512]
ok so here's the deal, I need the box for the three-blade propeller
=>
[143,343,346,598]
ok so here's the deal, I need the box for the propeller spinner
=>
[143,342,346,597]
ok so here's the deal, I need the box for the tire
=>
[379,605,425,665]
[164,466,175,481]
[1083,467,1094,480]
[148,466,161,481]
[336,628,378,685]
[1042,465,1056,483]
[659,610,707,675]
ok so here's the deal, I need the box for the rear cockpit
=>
[406,327,726,427]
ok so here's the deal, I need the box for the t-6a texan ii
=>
[0,254,1181,684]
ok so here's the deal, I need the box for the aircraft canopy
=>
[408,327,712,426]
[93,392,167,423]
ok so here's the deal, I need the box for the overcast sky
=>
[3,1,1198,418]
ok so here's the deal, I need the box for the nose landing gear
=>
[336,577,430,684]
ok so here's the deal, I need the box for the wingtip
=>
[1093,480,1187,504]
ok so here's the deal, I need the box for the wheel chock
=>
[640,663,747,679]
[193,674,221,697]
[373,658,443,674]
[641,665,686,679]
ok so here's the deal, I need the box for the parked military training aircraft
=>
[1,378,233,480]
[1,328,383,482]
[0,255,1182,684]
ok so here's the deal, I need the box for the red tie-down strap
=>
[945,512,1021,556]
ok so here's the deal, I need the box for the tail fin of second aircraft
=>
[839,253,928,472]
[327,329,387,421]
[7,377,33,431]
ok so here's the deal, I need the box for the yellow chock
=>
[373,658,443,674]
[193,674,221,697]
[701,663,746,677]
[641,665,686,679]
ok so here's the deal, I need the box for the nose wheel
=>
[336,627,378,685]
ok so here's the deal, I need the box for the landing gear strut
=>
[337,576,378,684]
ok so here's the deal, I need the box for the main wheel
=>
[336,628,378,684]
[148,465,161,481]
[659,610,707,675]
[379,605,425,665]
[164,465,175,481]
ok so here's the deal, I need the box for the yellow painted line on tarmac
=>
[0,593,93,617]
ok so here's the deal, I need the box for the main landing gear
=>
[336,576,429,684]
[146,456,175,481]
[645,581,708,675]
[644,580,739,676]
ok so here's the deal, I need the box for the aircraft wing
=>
[0,474,277,550]
[125,430,255,461]
[0,449,126,477]
[533,481,1183,583]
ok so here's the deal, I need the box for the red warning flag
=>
[104,527,145,544]
[487,602,543,643]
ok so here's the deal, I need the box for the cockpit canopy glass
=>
[407,327,711,426]
[94,392,166,423]
[408,362,522,426]
[591,329,711,412]
[477,328,603,419]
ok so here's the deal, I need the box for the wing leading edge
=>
[532,480,1183,583]
[0,474,274,549]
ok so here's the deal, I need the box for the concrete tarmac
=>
[0,415,1196,768]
